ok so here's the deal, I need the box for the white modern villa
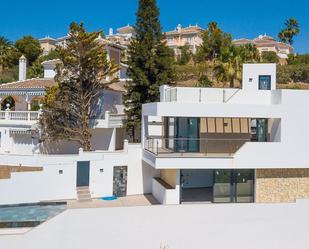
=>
[0,61,309,208]
[142,63,309,204]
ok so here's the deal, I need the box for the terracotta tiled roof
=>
[166,25,204,36]
[117,25,135,34]
[233,35,293,51]
[0,78,56,90]
[107,81,126,92]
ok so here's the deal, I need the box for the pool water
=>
[99,196,118,201]
[0,202,66,228]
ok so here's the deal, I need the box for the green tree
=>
[214,46,242,88]
[261,51,279,63]
[40,23,118,151]
[125,0,175,141]
[278,17,300,45]
[238,44,260,63]
[15,36,42,65]
[287,54,309,65]
[177,44,192,65]
[0,36,13,72]
[194,22,232,63]
[28,50,60,78]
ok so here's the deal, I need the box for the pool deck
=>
[1,200,309,249]
[67,194,159,209]
[0,227,31,235]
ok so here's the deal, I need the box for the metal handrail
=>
[144,137,250,156]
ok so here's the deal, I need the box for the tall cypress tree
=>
[124,0,175,142]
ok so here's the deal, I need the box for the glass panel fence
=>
[144,137,249,156]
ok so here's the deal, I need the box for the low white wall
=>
[0,144,146,205]
[152,178,179,205]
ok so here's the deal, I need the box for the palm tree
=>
[0,36,13,72]
[278,17,300,45]
[214,46,242,88]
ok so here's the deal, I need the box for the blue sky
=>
[1,0,308,53]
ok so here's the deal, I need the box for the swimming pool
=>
[0,202,66,228]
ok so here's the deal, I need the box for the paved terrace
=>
[67,194,158,209]
[1,200,309,249]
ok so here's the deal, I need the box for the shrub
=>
[277,65,309,84]
[196,75,213,87]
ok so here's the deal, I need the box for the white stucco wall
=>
[152,178,180,205]
[93,90,123,119]
[144,85,309,170]
[0,144,146,205]
[242,63,276,91]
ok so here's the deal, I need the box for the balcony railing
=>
[108,113,127,127]
[0,110,127,128]
[144,137,250,157]
[0,111,40,121]
[162,85,276,104]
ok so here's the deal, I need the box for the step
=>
[77,193,91,197]
[76,186,92,202]
[76,186,90,190]
[77,189,90,194]
[78,198,92,202]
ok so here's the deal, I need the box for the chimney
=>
[19,55,27,81]
[177,24,182,33]
[109,28,113,36]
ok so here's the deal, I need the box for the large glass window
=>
[251,118,268,142]
[259,75,271,90]
[164,117,175,150]
[256,119,268,142]
[235,169,255,203]
[213,169,232,203]
[175,117,200,152]
[213,169,255,203]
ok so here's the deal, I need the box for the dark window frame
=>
[258,75,271,90]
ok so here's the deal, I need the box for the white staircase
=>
[76,187,92,202]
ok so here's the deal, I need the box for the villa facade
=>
[233,34,294,59]
[106,25,136,47]
[0,62,309,206]
[142,64,309,204]
[165,24,204,56]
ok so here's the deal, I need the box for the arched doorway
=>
[1,96,15,110]
[30,97,42,111]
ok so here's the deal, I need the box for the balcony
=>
[0,111,40,125]
[161,85,281,105]
[144,137,249,158]
[0,110,126,129]
[90,111,126,128]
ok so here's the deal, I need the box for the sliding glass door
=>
[256,119,268,142]
[235,169,254,203]
[175,117,200,152]
[213,169,255,203]
[213,169,232,203]
[187,118,200,152]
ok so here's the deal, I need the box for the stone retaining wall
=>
[255,169,309,203]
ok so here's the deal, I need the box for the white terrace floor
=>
[67,194,159,209]
[1,200,309,249]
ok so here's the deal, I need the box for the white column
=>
[5,103,10,120]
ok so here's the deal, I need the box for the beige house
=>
[165,24,204,56]
[233,34,294,59]
[38,36,57,55]
[106,25,136,47]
